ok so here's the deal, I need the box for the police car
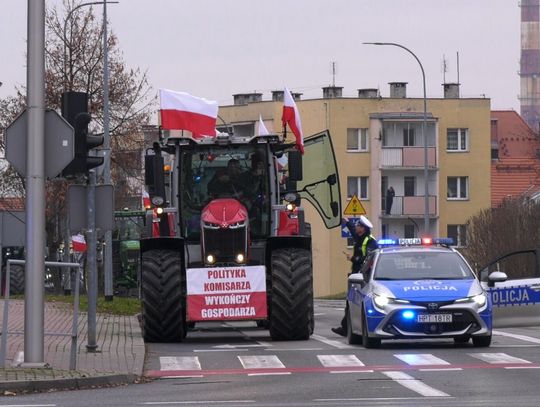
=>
[346,238,507,348]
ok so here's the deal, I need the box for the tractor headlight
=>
[286,203,295,211]
[156,207,164,215]
[235,253,245,263]
[206,254,216,264]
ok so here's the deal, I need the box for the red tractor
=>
[140,130,341,342]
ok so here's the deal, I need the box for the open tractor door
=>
[140,129,341,342]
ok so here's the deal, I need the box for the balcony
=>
[381,147,437,168]
[381,195,437,216]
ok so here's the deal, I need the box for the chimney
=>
[233,92,263,105]
[322,86,343,99]
[389,82,407,98]
[357,88,379,99]
[272,90,302,102]
[443,83,460,98]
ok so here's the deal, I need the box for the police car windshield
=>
[374,251,475,281]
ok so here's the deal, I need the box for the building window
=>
[347,128,369,152]
[447,176,468,199]
[347,176,368,199]
[403,128,415,146]
[404,176,416,197]
[447,128,468,151]
[447,224,467,247]
[404,224,416,238]
[491,148,499,160]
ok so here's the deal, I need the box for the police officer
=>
[332,215,378,337]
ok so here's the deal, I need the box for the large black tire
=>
[346,307,362,345]
[361,307,381,349]
[140,250,186,342]
[9,265,25,295]
[269,248,313,341]
[472,335,492,347]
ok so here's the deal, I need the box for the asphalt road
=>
[4,301,540,406]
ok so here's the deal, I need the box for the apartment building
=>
[208,83,492,296]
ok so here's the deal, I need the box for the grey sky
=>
[1,0,520,113]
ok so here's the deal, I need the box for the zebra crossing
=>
[147,351,540,378]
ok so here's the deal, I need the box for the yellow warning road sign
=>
[343,194,366,215]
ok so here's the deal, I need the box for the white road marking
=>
[504,366,540,370]
[330,370,374,374]
[311,334,355,349]
[265,348,323,351]
[317,354,365,368]
[159,356,201,371]
[213,344,266,349]
[238,355,285,369]
[382,371,450,397]
[314,397,452,402]
[140,401,255,405]
[394,353,451,366]
[193,349,249,352]
[0,405,57,407]
[493,330,540,344]
[469,352,532,364]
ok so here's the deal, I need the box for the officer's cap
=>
[355,215,373,229]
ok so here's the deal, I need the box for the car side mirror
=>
[348,273,364,285]
[487,271,507,287]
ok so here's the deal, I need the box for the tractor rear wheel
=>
[141,250,186,342]
[8,265,25,295]
[269,248,313,341]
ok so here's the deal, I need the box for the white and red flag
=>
[258,114,269,136]
[281,87,304,154]
[71,234,87,253]
[159,89,218,136]
[142,190,151,209]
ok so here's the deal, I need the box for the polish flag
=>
[277,154,288,170]
[72,234,87,253]
[281,87,304,154]
[258,115,269,136]
[159,89,218,136]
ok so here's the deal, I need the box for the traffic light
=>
[61,91,104,176]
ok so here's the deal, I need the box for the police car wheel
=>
[472,335,492,347]
[361,307,381,349]
[346,308,362,345]
[453,335,470,344]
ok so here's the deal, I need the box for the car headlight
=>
[373,294,390,308]
[455,293,487,307]
[472,293,487,307]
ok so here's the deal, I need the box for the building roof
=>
[0,197,24,211]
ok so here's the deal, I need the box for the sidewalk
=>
[0,299,145,393]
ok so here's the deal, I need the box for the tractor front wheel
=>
[141,250,186,342]
[269,248,313,341]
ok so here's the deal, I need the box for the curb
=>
[0,373,140,394]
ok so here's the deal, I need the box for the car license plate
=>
[416,314,452,323]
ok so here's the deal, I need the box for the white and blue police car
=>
[346,238,507,348]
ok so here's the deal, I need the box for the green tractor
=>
[112,210,146,296]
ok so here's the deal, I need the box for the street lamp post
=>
[364,42,430,235]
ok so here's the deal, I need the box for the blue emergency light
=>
[377,239,397,246]
[401,310,416,320]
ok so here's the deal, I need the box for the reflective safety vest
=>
[361,234,376,257]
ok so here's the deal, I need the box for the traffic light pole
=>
[86,169,98,351]
[102,0,114,302]
[22,0,47,367]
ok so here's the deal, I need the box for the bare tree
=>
[0,0,155,254]
[463,197,540,278]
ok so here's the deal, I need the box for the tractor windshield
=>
[179,145,271,240]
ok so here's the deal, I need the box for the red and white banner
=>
[186,266,267,321]
[281,87,304,154]
[142,190,151,209]
[71,234,87,253]
[159,89,218,136]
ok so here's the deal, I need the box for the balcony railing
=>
[381,147,437,167]
[382,195,437,216]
